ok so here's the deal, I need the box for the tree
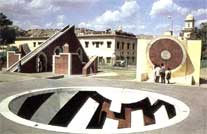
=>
[0,13,17,63]
[195,22,207,60]
[0,12,16,46]
[200,23,207,45]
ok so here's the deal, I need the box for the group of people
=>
[154,63,171,84]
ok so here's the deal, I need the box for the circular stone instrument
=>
[0,87,189,134]
[147,37,187,70]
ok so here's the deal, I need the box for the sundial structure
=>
[137,35,201,85]
[147,38,186,70]
[0,87,189,133]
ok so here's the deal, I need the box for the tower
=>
[182,14,195,39]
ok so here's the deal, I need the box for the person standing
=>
[160,63,166,83]
[17,61,22,72]
[166,68,171,84]
[154,65,161,83]
[153,65,156,82]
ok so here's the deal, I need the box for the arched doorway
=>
[77,48,83,62]
[53,46,63,55]
[36,52,47,73]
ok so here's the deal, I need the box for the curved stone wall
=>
[0,87,189,133]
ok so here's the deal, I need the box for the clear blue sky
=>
[0,0,207,35]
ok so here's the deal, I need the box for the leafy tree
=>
[0,13,17,64]
[7,46,19,52]
[0,12,16,46]
[200,23,207,44]
[195,22,207,60]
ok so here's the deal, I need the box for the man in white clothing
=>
[154,65,161,83]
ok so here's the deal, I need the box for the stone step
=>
[103,118,119,129]
[154,105,169,124]
[67,98,99,129]
[131,110,144,128]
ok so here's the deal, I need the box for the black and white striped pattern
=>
[10,90,176,129]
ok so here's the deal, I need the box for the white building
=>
[9,28,137,65]
[12,37,47,51]
[78,30,137,65]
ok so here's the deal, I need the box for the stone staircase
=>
[19,43,31,56]
[6,25,70,72]
[82,56,98,76]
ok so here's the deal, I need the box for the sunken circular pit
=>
[0,87,189,133]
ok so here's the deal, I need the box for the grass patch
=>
[97,65,136,80]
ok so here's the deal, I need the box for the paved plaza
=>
[0,73,207,134]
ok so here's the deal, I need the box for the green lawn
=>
[97,65,136,80]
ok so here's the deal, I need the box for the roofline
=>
[16,37,49,40]
[77,34,137,39]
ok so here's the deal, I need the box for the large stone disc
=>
[147,37,186,70]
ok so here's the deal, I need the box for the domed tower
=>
[182,14,195,39]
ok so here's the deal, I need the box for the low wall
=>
[7,51,21,69]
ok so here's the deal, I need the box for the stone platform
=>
[0,76,206,134]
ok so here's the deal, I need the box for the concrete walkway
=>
[0,76,207,134]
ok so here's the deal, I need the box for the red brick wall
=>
[71,54,83,74]
[20,26,89,73]
[54,54,69,75]
[0,59,5,70]
[21,58,36,73]
[42,26,89,72]
[7,52,21,68]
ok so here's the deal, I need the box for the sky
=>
[0,0,207,35]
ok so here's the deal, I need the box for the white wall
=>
[79,36,137,65]
[12,39,46,51]
[79,38,115,58]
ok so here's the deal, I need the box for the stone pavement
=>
[0,76,207,134]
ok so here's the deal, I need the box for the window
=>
[33,42,36,47]
[132,43,135,50]
[117,42,120,49]
[127,56,130,61]
[107,41,111,48]
[38,42,43,45]
[55,49,60,55]
[122,42,124,49]
[99,57,103,64]
[188,23,190,28]
[106,57,111,63]
[77,48,83,62]
[127,43,130,49]
[132,57,135,63]
[96,43,99,48]
[85,41,89,48]
[92,41,103,48]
